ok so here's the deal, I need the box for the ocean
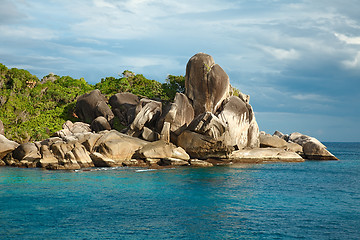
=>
[0,142,359,239]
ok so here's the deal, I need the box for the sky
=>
[1,0,359,142]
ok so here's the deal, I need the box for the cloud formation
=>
[1,0,359,141]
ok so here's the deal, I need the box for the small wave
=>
[135,169,157,173]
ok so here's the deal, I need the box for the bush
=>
[0,64,94,142]
[0,64,185,142]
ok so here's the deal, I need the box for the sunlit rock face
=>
[183,53,260,150]
[216,96,259,149]
[185,53,230,117]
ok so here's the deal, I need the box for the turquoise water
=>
[1,143,359,239]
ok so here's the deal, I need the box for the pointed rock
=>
[185,53,230,116]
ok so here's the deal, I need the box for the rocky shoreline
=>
[0,53,338,170]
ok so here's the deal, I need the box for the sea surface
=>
[0,142,359,239]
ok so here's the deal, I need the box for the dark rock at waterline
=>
[12,143,41,161]
[288,132,338,160]
[302,141,338,160]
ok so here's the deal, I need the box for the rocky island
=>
[0,53,338,170]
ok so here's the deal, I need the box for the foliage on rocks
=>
[0,63,94,142]
[95,71,185,101]
[0,64,185,142]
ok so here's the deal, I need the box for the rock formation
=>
[75,89,114,127]
[0,134,19,160]
[109,92,139,126]
[0,52,339,170]
[288,132,338,160]
[185,53,230,117]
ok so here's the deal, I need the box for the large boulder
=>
[90,152,117,167]
[187,112,227,140]
[177,130,234,159]
[288,132,337,160]
[75,89,114,124]
[288,132,323,147]
[55,121,91,138]
[217,96,260,148]
[273,130,289,141]
[134,140,190,161]
[129,99,162,132]
[0,134,19,160]
[109,92,139,126]
[303,141,338,160]
[93,130,148,164]
[229,148,304,163]
[39,145,59,169]
[161,93,194,133]
[42,139,93,169]
[12,143,41,161]
[185,53,230,117]
[260,133,302,152]
[91,116,112,132]
[260,133,288,148]
[69,142,94,168]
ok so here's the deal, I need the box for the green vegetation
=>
[95,71,185,101]
[0,64,94,142]
[0,64,185,143]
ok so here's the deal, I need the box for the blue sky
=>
[1,0,359,141]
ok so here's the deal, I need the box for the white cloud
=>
[292,94,335,103]
[334,33,360,45]
[342,51,360,69]
[119,55,179,69]
[0,25,57,40]
[259,46,300,60]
